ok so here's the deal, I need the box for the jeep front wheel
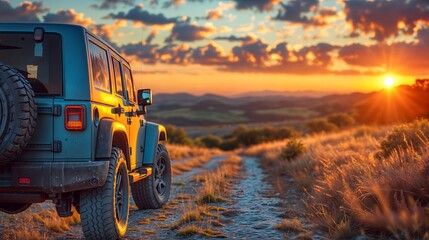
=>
[80,148,130,239]
[131,144,171,209]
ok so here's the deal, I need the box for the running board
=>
[129,167,152,183]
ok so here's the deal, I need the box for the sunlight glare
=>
[384,76,395,88]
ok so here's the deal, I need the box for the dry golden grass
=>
[0,204,80,239]
[167,143,222,161]
[243,125,429,238]
[274,219,305,232]
[176,224,225,237]
[195,155,242,204]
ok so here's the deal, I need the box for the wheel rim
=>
[155,157,167,197]
[115,170,125,221]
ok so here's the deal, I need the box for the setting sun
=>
[384,76,395,88]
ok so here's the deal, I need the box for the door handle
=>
[111,106,125,115]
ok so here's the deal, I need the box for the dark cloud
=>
[274,0,319,24]
[192,42,229,65]
[121,42,159,64]
[146,30,158,44]
[214,35,255,42]
[338,28,429,75]
[166,22,216,42]
[270,42,289,64]
[344,0,429,41]
[43,9,94,27]
[0,1,48,22]
[158,44,193,64]
[232,40,270,66]
[234,0,281,12]
[92,0,134,10]
[106,5,181,25]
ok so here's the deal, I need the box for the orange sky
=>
[4,0,429,96]
[133,65,417,96]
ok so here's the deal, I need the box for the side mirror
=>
[137,89,152,107]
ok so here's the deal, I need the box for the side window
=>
[123,65,135,103]
[88,41,111,92]
[112,58,124,96]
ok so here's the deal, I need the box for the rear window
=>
[0,33,63,95]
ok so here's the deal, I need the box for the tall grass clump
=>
[280,139,305,161]
[376,119,429,159]
[307,120,429,238]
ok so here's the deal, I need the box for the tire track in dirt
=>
[124,155,227,239]
[219,156,285,239]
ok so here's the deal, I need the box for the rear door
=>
[0,32,63,161]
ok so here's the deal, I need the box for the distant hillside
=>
[234,90,337,98]
[147,91,372,127]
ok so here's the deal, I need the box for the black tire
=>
[80,148,130,239]
[0,63,37,167]
[131,144,171,209]
[0,203,32,214]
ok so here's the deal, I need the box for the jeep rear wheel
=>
[80,148,130,239]
[131,144,171,209]
[0,63,37,167]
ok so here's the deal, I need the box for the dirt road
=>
[0,154,320,239]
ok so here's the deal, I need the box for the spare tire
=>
[0,63,37,167]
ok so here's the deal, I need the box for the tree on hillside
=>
[307,119,338,134]
[327,113,355,129]
[165,124,192,146]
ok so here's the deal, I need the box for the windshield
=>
[0,33,62,96]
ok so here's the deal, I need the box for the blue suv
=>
[0,23,171,239]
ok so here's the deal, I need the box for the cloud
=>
[231,39,270,66]
[121,41,159,64]
[192,42,229,65]
[106,5,181,26]
[89,20,127,48]
[92,0,134,10]
[43,9,94,27]
[274,0,319,24]
[214,35,255,42]
[338,28,429,75]
[202,2,235,20]
[145,30,158,44]
[344,0,429,41]
[234,0,281,12]
[162,0,185,8]
[0,1,48,22]
[158,44,193,64]
[166,22,216,42]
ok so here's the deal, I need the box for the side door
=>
[122,64,143,169]
[110,55,128,132]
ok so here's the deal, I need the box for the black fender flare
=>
[140,122,167,165]
[95,118,130,168]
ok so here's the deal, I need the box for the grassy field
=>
[244,122,429,239]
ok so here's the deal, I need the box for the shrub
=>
[196,134,222,149]
[165,124,193,146]
[219,139,241,151]
[307,119,338,134]
[327,113,355,129]
[377,119,429,158]
[281,139,305,161]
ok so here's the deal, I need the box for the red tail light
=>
[65,106,85,131]
[18,177,30,185]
